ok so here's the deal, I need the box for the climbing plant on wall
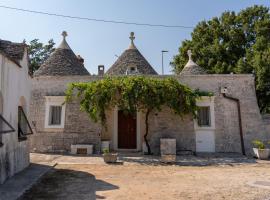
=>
[66,76,212,154]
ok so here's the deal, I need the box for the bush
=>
[252,140,266,149]
[103,148,110,154]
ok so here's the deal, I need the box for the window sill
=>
[194,126,215,131]
[18,136,27,142]
[43,128,64,132]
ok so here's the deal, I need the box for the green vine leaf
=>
[65,76,212,126]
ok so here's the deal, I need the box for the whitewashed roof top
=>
[180,50,207,75]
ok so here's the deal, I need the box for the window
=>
[49,106,62,125]
[194,96,215,130]
[18,106,33,141]
[126,66,138,75]
[45,96,66,129]
[197,106,211,126]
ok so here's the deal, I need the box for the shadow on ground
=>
[19,167,119,200]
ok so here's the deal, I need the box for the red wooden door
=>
[118,111,137,149]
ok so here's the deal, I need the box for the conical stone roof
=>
[34,31,89,77]
[180,50,206,75]
[106,32,157,75]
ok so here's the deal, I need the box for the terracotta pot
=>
[253,148,270,160]
[103,153,118,163]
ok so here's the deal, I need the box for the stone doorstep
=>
[0,163,55,200]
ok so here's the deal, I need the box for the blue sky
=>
[0,0,269,74]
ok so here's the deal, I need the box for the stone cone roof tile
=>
[180,50,207,75]
[34,31,89,77]
[106,32,157,75]
[0,39,25,66]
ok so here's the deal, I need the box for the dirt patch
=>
[20,163,270,200]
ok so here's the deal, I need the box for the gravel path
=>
[20,162,270,200]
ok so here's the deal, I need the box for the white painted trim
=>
[44,96,66,129]
[113,107,141,151]
[194,96,215,131]
[194,96,216,152]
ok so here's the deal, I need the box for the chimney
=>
[77,55,84,64]
[98,65,105,76]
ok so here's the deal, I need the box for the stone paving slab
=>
[0,163,55,200]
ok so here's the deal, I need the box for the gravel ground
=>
[20,162,270,200]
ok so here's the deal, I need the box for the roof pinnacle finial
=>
[129,32,136,49]
[187,50,192,60]
[57,31,71,50]
[62,31,68,39]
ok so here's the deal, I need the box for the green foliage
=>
[252,139,266,149]
[66,76,209,125]
[66,76,212,154]
[28,39,55,75]
[171,5,270,113]
[102,148,110,154]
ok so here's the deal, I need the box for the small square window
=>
[49,106,62,125]
[45,96,66,129]
[197,106,211,127]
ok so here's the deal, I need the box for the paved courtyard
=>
[18,153,270,200]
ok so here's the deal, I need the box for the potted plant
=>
[252,140,270,160]
[103,148,118,163]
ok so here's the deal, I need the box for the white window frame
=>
[45,96,66,129]
[194,96,215,130]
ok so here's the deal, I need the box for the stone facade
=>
[262,114,270,135]
[30,76,102,154]
[180,74,268,155]
[28,32,270,157]
[29,74,270,156]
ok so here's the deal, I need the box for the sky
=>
[0,0,269,75]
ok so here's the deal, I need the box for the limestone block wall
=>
[0,52,31,184]
[29,76,102,154]
[262,114,270,137]
[147,107,195,154]
[178,74,270,155]
[29,74,269,156]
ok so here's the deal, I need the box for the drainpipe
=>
[221,89,246,155]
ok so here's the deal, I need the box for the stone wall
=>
[147,107,195,154]
[178,74,269,155]
[29,74,270,156]
[29,76,102,154]
[262,114,270,137]
[138,74,268,155]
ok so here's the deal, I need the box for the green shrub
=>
[252,140,266,149]
[103,148,110,154]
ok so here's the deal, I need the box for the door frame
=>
[194,96,216,152]
[113,107,141,151]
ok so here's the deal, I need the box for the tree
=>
[65,76,210,154]
[171,5,270,113]
[28,39,55,75]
